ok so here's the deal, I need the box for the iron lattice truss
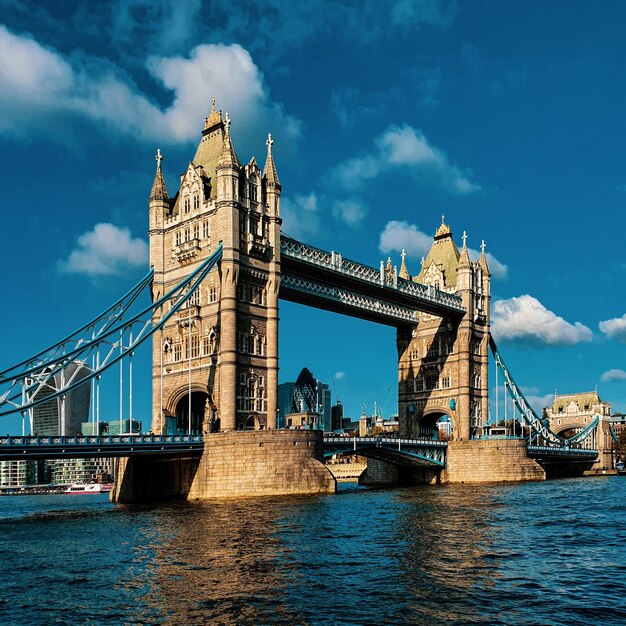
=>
[280,235,465,318]
[281,274,419,325]
[0,244,223,418]
[323,436,447,467]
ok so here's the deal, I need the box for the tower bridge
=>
[0,100,605,501]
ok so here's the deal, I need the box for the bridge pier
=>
[359,458,441,486]
[112,430,335,503]
[443,439,545,483]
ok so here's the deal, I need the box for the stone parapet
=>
[443,439,545,483]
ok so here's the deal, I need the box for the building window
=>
[415,376,424,392]
[175,231,181,246]
[208,280,218,303]
[427,339,439,358]
[184,228,190,242]
[173,344,181,361]
[441,374,451,389]
[203,336,210,355]
[185,334,200,359]
[410,348,419,360]
[193,223,200,240]
[184,197,190,213]
[426,373,438,390]
[202,221,209,239]
[193,194,200,210]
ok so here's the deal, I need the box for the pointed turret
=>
[458,230,471,268]
[215,112,239,203]
[415,215,460,287]
[399,249,410,280]
[217,112,239,167]
[263,133,281,187]
[263,133,282,218]
[479,240,491,276]
[149,148,169,202]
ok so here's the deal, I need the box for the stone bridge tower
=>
[148,100,281,435]
[397,218,491,441]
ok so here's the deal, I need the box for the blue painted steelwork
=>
[323,436,447,467]
[527,445,598,461]
[610,424,619,443]
[0,434,204,460]
[0,244,223,417]
[0,268,154,383]
[565,415,600,445]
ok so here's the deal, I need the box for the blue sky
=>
[1,0,626,432]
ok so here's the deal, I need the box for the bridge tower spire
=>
[148,99,283,435]
[397,218,490,442]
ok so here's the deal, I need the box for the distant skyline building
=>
[331,401,344,432]
[31,361,91,436]
[278,368,332,430]
[0,460,36,488]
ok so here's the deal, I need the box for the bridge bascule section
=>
[0,102,605,499]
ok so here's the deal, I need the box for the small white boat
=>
[64,483,106,495]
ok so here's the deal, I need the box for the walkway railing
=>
[0,434,205,459]
[281,236,464,313]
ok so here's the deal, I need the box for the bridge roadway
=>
[279,235,465,326]
[0,435,598,467]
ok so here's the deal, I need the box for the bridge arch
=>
[166,384,215,435]
[410,408,455,440]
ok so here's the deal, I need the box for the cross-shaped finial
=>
[480,239,486,254]
[441,213,445,225]
[224,112,231,133]
[156,148,162,167]
[401,248,406,262]
[211,96,216,113]
[421,256,425,266]
[462,230,467,248]
[266,133,274,151]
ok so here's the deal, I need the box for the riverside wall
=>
[112,430,336,503]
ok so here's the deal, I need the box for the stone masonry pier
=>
[112,430,336,503]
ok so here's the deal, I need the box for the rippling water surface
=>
[1,477,626,625]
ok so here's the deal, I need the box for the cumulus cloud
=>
[281,193,321,240]
[333,124,481,194]
[379,220,433,258]
[334,371,346,380]
[599,314,626,343]
[378,220,507,279]
[0,26,299,145]
[601,369,626,382]
[491,295,593,345]
[59,223,148,276]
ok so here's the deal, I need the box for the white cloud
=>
[379,220,433,258]
[524,392,555,415]
[599,314,626,343]
[0,26,300,145]
[601,369,626,382]
[334,371,346,380]
[332,199,366,226]
[334,124,481,194]
[59,223,148,276]
[378,220,508,279]
[281,193,320,240]
[491,295,593,345]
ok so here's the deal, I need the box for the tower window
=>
[193,194,200,210]
[184,197,190,213]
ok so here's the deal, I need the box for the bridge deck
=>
[0,435,204,460]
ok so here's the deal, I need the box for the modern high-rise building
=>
[331,400,344,432]
[31,361,91,436]
[278,368,332,430]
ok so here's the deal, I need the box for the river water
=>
[0,477,625,625]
